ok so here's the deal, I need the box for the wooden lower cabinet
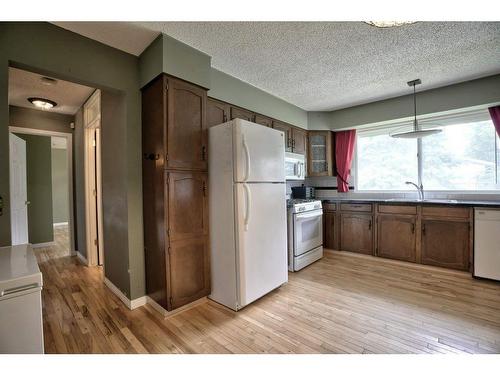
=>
[169,236,210,309]
[323,211,338,250]
[340,213,373,255]
[377,214,416,262]
[421,219,470,271]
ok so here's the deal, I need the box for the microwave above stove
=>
[285,152,305,180]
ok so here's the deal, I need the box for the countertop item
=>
[322,197,500,207]
[0,244,44,353]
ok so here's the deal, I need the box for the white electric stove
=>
[287,199,324,271]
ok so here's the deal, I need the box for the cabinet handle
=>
[202,181,207,196]
[223,113,227,122]
[368,220,372,231]
[144,153,160,161]
[411,223,415,233]
[202,146,207,161]
[422,223,426,235]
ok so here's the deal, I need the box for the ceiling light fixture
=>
[28,97,57,110]
[40,76,58,86]
[365,21,416,28]
[390,79,442,139]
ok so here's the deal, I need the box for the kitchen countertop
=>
[322,198,500,207]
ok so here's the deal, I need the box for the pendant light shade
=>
[390,79,442,139]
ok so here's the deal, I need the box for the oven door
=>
[293,209,323,256]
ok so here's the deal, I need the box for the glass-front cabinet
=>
[307,131,334,177]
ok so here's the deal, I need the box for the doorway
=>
[8,127,75,255]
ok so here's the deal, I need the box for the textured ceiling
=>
[9,67,95,115]
[52,22,500,111]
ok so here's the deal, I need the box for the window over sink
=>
[356,109,500,191]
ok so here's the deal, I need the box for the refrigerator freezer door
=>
[233,119,285,183]
[235,182,288,308]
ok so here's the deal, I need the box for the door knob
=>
[25,201,31,205]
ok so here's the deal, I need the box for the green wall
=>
[0,22,143,300]
[139,34,308,129]
[15,133,54,244]
[51,147,68,223]
[209,68,308,129]
[308,74,500,131]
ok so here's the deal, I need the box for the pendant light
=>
[390,79,442,139]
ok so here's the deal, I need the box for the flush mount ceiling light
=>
[28,97,57,110]
[390,79,442,139]
[40,76,58,86]
[365,21,417,28]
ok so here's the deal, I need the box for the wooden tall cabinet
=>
[142,74,210,311]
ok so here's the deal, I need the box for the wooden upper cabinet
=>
[207,97,229,128]
[421,219,470,271]
[272,120,292,152]
[291,128,307,155]
[230,106,254,122]
[377,214,416,262]
[308,131,333,176]
[340,213,374,255]
[166,76,207,171]
[254,114,273,127]
[167,171,209,241]
[169,236,210,310]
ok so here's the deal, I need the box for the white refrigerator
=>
[209,119,288,311]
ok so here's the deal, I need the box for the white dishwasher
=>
[0,244,44,353]
[474,208,500,281]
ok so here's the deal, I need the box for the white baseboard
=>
[31,241,56,248]
[146,296,208,317]
[75,251,88,265]
[103,278,147,310]
[53,222,69,228]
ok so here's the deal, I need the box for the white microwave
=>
[285,152,305,180]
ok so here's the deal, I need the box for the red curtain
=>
[335,130,356,192]
[489,106,500,137]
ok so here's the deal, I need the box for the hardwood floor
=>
[34,233,500,353]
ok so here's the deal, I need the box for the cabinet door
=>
[167,171,208,241]
[167,77,207,170]
[230,106,254,122]
[207,98,229,128]
[291,128,307,155]
[421,219,470,270]
[308,131,333,176]
[254,114,273,127]
[340,213,373,255]
[377,214,416,262]
[323,211,337,250]
[272,120,292,152]
[169,236,210,310]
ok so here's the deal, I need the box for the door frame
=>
[83,90,104,267]
[8,126,76,255]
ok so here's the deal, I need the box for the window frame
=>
[354,109,500,194]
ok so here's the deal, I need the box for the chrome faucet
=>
[405,181,424,201]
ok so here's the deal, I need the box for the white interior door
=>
[9,133,29,245]
[233,120,285,183]
[235,182,288,308]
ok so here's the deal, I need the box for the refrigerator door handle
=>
[242,135,251,182]
[243,183,251,231]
